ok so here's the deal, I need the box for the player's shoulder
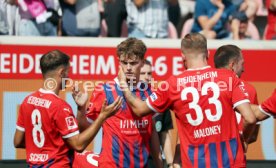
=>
[241,80,256,91]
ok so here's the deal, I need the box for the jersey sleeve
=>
[260,89,276,117]
[146,76,174,113]
[231,75,250,109]
[86,85,105,123]
[16,104,25,132]
[54,103,79,139]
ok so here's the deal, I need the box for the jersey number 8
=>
[181,82,223,126]
[31,109,45,148]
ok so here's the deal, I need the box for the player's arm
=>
[65,97,122,152]
[251,104,270,121]
[172,137,181,168]
[72,86,94,132]
[14,130,25,148]
[118,67,153,117]
[76,105,90,132]
[235,102,256,143]
[150,120,163,168]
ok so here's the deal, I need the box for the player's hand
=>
[118,66,128,90]
[72,84,88,108]
[99,97,123,119]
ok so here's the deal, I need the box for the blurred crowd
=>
[0,0,275,40]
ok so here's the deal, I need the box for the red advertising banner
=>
[1,44,276,82]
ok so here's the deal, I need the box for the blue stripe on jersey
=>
[209,143,218,168]
[103,84,115,105]
[112,136,120,168]
[139,89,147,101]
[146,86,152,96]
[46,159,55,168]
[133,142,140,168]
[188,145,195,166]
[115,84,127,110]
[29,164,43,168]
[198,145,206,168]
[220,141,230,168]
[123,142,130,168]
[142,144,149,167]
[229,138,238,160]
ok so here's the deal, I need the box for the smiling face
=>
[119,54,144,84]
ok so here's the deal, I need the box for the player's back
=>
[17,89,78,167]
[170,66,248,168]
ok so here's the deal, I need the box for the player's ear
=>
[58,66,66,78]
[228,60,235,71]
[206,50,210,60]
[181,53,186,61]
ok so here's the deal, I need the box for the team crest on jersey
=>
[150,93,158,102]
[65,116,77,130]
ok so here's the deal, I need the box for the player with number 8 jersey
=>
[16,88,78,167]
[14,50,122,168]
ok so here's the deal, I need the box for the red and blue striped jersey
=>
[86,78,153,168]
[146,67,249,168]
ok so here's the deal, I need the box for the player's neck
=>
[186,59,208,70]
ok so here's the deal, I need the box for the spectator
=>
[191,0,236,39]
[126,0,178,38]
[229,11,252,39]
[264,0,276,40]
[232,0,258,20]
[103,0,127,37]
[60,0,101,36]
[0,0,9,35]
[7,0,59,36]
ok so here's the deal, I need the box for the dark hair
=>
[117,38,147,60]
[181,33,207,56]
[40,50,70,75]
[214,45,241,68]
[144,59,152,66]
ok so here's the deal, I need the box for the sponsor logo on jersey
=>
[65,116,77,130]
[150,93,158,102]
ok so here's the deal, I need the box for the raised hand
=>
[72,84,88,108]
[118,66,128,90]
[99,97,123,119]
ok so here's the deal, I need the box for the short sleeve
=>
[54,104,79,139]
[146,77,174,113]
[86,85,105,123]
[260,89,276,117]
[16,104,25,132]
[231,75,250,108]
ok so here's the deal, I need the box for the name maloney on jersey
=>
[194,125,221,139]
[27,96,52,109]
[120,119,149,129]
